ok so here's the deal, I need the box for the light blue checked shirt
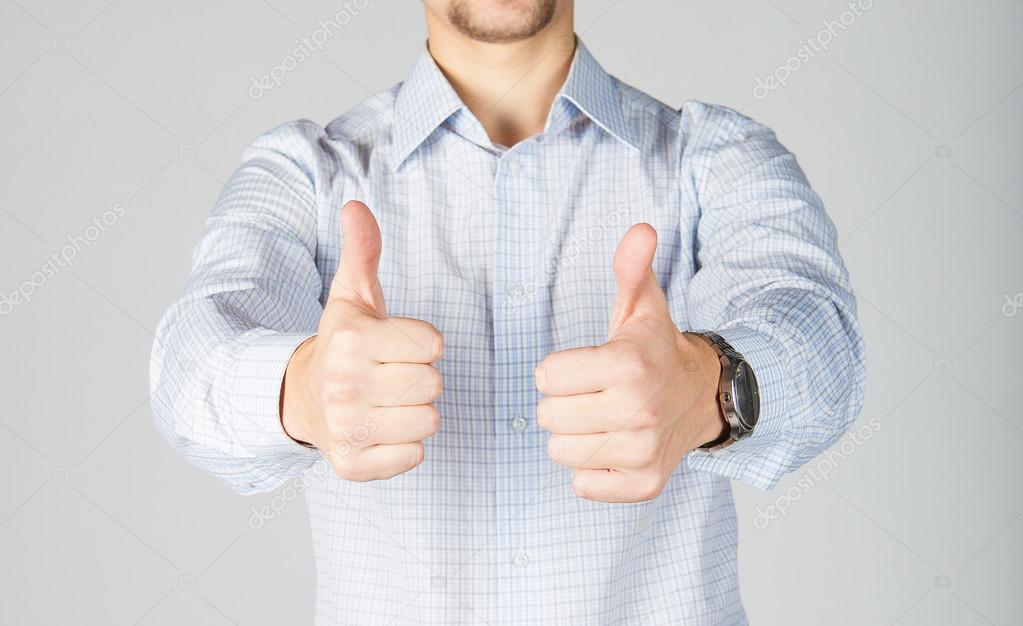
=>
[151,42,865,625]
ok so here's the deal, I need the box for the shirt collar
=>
[549,41,638,150]
[390,39,638,171]
[390,49,466,171]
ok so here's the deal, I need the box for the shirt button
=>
[512,552,529,568]
[506,159,520,175]
[511,416,527,432]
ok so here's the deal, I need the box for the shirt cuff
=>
[226,331,320,458]
[686,325,795,490]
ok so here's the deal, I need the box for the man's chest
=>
[303,137,704,525]
[323,142,697,350]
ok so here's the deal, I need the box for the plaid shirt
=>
[151,42,865,625]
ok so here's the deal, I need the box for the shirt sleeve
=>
[680,102,866,490]
[149,121,333,495]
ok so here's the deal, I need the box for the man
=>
[151,1,865,623]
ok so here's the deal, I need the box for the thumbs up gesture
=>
[282,201,444,481]
[535,224,728,502]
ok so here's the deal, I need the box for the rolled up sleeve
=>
[680,102,866,490]
[150,121,333,495]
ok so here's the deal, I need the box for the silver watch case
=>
[692,331,760,451]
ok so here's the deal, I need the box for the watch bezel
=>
[731,360,760,431]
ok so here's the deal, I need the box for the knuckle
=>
[321,355,355,380]
[626,431,661,467]
[324,439,353,461]
[633,403,660,428]
[620,446,644,468]
[322,379,361,404]
[325,417,353,441]
[614,349,648,382]
[633,473,665,501]
[329,326,363,357]
[639,431,664,463]
[332,456,368,482]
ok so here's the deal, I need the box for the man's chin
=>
[447,0,557,43]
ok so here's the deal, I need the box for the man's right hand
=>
[281,200,444,481]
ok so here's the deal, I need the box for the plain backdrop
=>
[1,1,1021,624]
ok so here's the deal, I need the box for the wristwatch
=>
[689,331,760,451]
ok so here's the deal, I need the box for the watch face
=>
[732,362,760,429]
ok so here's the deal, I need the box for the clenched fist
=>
[535,224,728,502]
[281,201,444,481]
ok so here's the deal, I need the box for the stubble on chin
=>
[446,0,557,44]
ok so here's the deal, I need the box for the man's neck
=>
[424,7,576,148]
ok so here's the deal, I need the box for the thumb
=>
[609,223,667,336]
[331,200,386,315]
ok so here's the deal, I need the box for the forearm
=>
[686,177,866,487]
[150,293,319,494]
[150,121,335,493]
[680,102,866,489]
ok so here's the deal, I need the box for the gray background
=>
[1,0,1020,624]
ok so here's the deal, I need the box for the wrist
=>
[281,336,317,446]
[686,332,729,448]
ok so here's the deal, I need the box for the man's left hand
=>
[534,223,728,503]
